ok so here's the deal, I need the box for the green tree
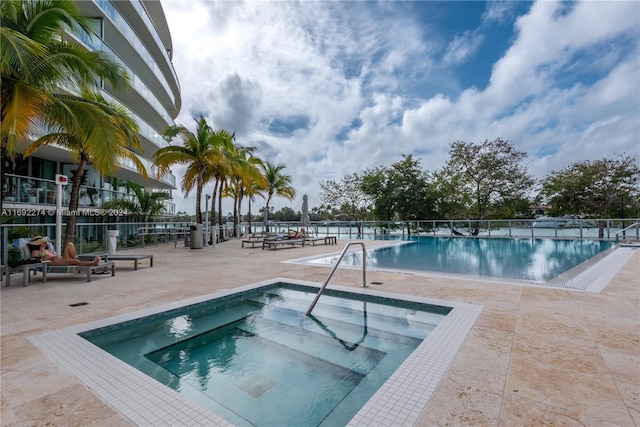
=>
[103,182,171,223]
[311,205,333,221]
[435,138,534,230]
[24,90,144,244]
[173,211,192,222]
[1,0,128,156]
[388,155,435,225]
[320,173,372,226]
[361,155,434,234]
[202,128,235,240]
[154,116,225,224]
[225,146,264,236]
[361,166,394,221]
[273,206,297,221]
[0,0,133,241]
[242,174,265,234]
[261,162,295,231]
[539,154,640,238]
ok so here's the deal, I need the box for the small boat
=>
[532,216,568,228]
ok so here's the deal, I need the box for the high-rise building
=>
[2,0,181,220]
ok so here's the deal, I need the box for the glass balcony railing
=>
[119,154,176,188]
[73,29,174,126]
[129,0,181,90]
[100,91,170,150]
[19,120,175,189]
[90,0,177,105]
[2,174,175,214]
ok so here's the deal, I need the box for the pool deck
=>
[1,239,638,426]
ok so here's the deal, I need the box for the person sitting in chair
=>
[27,236,101,266]
[287,228,307,239]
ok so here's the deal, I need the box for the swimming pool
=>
[81,283,451,426]
[30,279,483,426]
[302,237,616,283]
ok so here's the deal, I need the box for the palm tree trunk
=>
[265,195,272,232]
[195,172,203,224]
[0,146,8,213]
[65,155,89,244]
[233,194,240,237]
[209,191,215,244]
[211,178,219,232]
[247,198,253,234]
[218,181,225,241]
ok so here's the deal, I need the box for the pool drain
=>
[238,373,277,398]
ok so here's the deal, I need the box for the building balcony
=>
[2,175,175,216]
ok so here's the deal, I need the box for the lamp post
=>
[205,194,211,246]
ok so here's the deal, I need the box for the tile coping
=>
[285,243,635,293]
[29,277,483,427]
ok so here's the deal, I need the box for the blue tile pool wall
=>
[80,282,453,342]
[302,237,617,282]
[289,241,632,293]
[29,278,483,426]
[81,282,456,425]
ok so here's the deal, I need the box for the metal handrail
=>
[615,222,640,241]
[306,242,367,316]
[307,301,368,351]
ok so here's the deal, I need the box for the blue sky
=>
[162,0,639,215]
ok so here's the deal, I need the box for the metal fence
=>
[2,218,638,263]
[252,218,640,241]
[1,221,235,263]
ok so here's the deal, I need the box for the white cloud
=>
[481,1,519,25]
[443,31,484,66]
[161,0,639,216]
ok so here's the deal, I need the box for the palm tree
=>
[102,181,171,223]
[24,90,146,244]
[261,162,296,231]
[243,175,266,235]
[225,145,264,237]
[1,0,131,235]
[202,129,236,240]
[1,0,128,156]
[154,116,224,224]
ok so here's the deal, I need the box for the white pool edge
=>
[29,278,483,427]
[286,244,635,293]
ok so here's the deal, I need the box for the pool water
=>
[81,283,450,426]
[308,237,616,282]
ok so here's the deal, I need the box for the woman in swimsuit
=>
[27,236,101,266]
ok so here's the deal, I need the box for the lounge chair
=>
[242,233,268,248]
[304,236,338,246]
[4,258,49,287]
[262,236,305,250]
[105,254,153,270]
[5,238,115,287]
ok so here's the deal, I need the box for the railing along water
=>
[615,222,640,242]
[306,242,367,316]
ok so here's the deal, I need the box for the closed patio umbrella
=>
[302,194,309,229]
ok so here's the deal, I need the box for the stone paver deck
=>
[1,239,638,426]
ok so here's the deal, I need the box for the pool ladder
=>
[306,242,367,316]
